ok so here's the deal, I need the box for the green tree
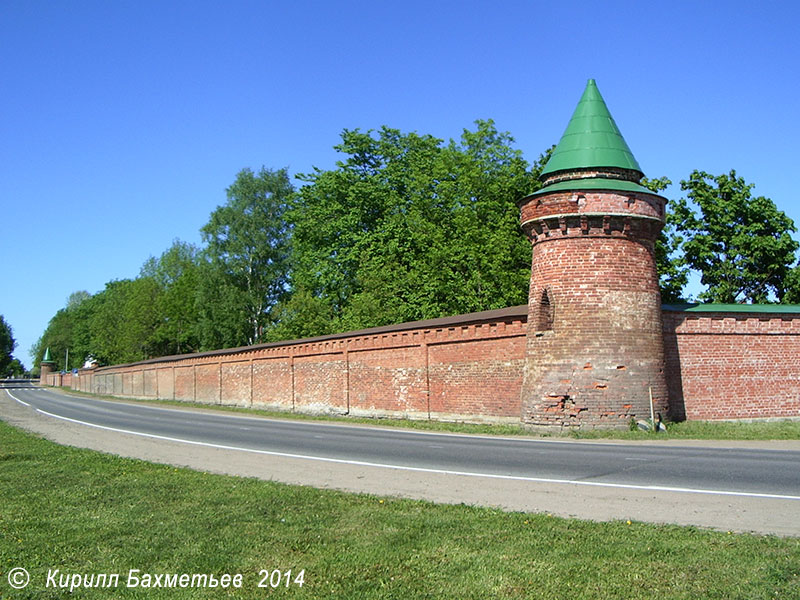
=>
[31,291,96,372]
[641,176,689,302]
[141,240,202,355]
[267,286,334,342]
[201,167,293,345]
[672,170,799,303]
[0,315,17,375]
[194,259,254,351]
[88,278,162,364]
[33,310,71,371]
[286,120,541,338]
[785,266,800,304]
[66,290,91,310]
[7,357,26,377]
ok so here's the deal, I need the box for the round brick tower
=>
[519,79,668,429]
[39,347,55,386]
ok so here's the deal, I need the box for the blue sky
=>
[2,0,799,369]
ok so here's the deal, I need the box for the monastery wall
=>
[47,305,800,424]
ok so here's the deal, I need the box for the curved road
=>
[3,385,800,534]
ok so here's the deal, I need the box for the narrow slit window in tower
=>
[537,289,554,331]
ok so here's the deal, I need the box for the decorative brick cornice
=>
[663,311,800,335]
[541,167,642,186]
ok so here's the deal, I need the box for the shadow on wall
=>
[662,327,686,422]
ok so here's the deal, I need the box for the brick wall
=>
[663,309,800,421]
[51,306,800,424]
[62,307,528,424]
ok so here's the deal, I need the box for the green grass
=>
[575,418,800,441]
[56,386,800,441]
[1,420,799,599]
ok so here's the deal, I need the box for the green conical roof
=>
[540,79,643,178]
[43,347,53,362]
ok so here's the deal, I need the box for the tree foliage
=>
[31,298,87,372]
[0,315,17,375]
[33,280,163,369]
[6,358,25,377]
[641,176,690,303]
[89,278,163,364]
[283,120,541,338]
[672,170,799,303]
[785,266,800,304]
[201,167,293,345]
[66,291,91,310]
[194,260,254,350]
[141,240,202,355]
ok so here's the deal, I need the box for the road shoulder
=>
[2,389,798,537]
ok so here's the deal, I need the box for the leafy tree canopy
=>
[66,290,91,310]
[201,167,293,345]
[141,240,203,355]
[0,315,17,375]
[642,176,690,303]
[6,357,26,378]
[672,170,799,303]
[89,278,162,365]
[785,266,800,303]
[283,120,544,339]
[33,279,163,369]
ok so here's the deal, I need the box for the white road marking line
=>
[5,390,30,407]
[24,388,649,447]
[23,405,800,502]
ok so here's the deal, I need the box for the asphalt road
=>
[4,384,800,501]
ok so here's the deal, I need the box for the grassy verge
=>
[55,386,800,440]
[0,420,798,599]
[575,418,800,440]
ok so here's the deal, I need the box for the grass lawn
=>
[57,386,800,441]
[0,419,798,599]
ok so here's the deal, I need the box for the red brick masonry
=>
[51,305,800,424]
[662,308,800,421]
[518,184,669,428]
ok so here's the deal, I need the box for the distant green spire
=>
[42,347,53,362]
[540,79,643,178]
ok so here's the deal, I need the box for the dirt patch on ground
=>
[2,391,798,536]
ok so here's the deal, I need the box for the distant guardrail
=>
[0,378,38,388]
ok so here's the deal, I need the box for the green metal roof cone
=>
[540,79,643,179]
[43,347,52,362]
